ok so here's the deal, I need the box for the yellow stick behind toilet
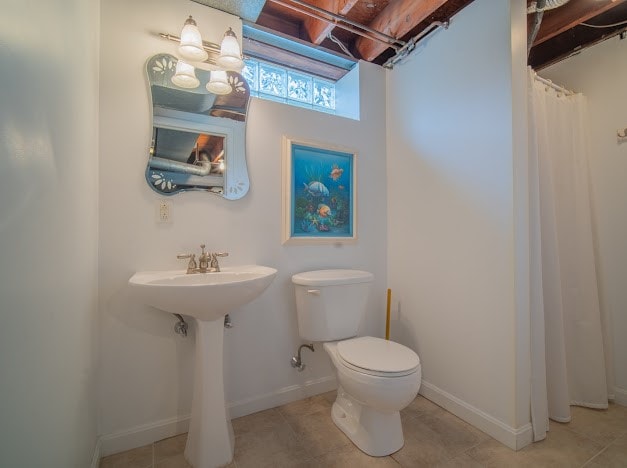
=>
[386,288,391,340]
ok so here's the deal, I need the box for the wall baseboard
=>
[100,414,191,457]
[420,380,532,450]
[90,438,101,468]
[99,375,337,457]
[228,375,337,419]
[613,386,627,407]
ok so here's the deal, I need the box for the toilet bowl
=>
[291,270,422,457]
[324,337,421,456]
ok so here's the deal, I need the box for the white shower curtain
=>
[528,69,612,441]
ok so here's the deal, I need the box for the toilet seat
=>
[337,336,420,377]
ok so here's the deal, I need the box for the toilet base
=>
[331,387,404,457]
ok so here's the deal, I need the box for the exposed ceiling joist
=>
[533,0,627,46]
[354,0,449,61]
[529,1,627,69]
[245,0,625,74]
[304,0,361,44]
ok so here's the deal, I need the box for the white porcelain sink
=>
[128,264,277,468]
[128,265,277,321]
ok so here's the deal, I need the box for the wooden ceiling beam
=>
[302,0,361,44]
[533,0,627,46]
[354,0,448,61]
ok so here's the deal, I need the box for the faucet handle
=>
[177,253,197,274]
[209,252,228,272]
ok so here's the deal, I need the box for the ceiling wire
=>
[327,33,355,58]
[580,19,627,28]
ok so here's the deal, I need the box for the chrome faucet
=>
[178,245,228,274]
[198,244,210,273]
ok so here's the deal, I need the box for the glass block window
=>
[313,78,336,110]
[242,59,258,92]
[287,71,312,104]
[259,63,287,97]
[242,58,336,113]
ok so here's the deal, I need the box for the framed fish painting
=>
[282,137,357,244]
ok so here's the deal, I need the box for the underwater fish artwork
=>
[300,220,315,232]
[317,204,331,217]
[303,181,330,197]
[329,164,344,181]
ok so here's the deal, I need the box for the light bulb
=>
[178,16,208,62]
[206,70,232,95]
[171,60,200,89]
[216,27,244,72]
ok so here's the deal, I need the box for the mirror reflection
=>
[145,53,250,199]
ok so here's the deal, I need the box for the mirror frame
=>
[144,53,250,200]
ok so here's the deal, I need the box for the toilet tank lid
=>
[292,269,373,286]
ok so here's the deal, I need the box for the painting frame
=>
[282,136,357,245]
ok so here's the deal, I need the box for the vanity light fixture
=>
[216,27,244,71]
[178,16,208,62]
[168,15,244,95]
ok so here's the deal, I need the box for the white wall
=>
[542,36,627,405]
[386,0,530,449]
[0,1,100,467]
[99,0,387,454]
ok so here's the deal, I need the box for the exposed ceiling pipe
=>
[383,21,448,69]
[527,0,571,56]
[268,0,404,51]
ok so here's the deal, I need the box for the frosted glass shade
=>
[178,16,208,62]
[171,60,200,89]
[216,28,243,71]
[206,70,232,95]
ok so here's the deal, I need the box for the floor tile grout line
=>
[557,420,621,451]
[275,405,321,460]
[580,441,614,467]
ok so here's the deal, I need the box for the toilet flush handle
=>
[307,289,321,295]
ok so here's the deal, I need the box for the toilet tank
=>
[292,269,374,342]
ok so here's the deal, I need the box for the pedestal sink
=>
[128,265,277,468]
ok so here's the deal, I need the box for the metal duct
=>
[527,0,571,56]
[527,0,571,14]
[149,157,211,176]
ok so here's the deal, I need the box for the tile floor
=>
[100,391,627,467]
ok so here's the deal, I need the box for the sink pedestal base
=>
[184,319,234,468]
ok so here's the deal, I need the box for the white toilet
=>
[292,269,421,456]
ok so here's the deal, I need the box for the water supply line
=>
[224,314,233,329]
[291,343,315,371]
[173,314,188,337]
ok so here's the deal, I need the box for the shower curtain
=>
[527,69,613,441]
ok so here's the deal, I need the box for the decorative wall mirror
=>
[145,53,250,199]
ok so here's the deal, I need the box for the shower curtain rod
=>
[533,72,576,96]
